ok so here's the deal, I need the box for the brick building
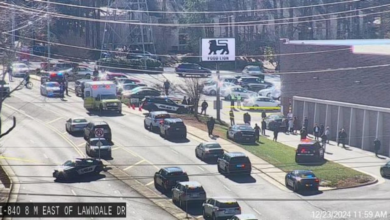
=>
[279,39,390,156]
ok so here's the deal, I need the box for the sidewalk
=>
[206,106,389,185]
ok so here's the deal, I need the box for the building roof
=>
[286,39,390,46]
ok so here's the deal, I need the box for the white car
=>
[144,111,171,132]
[258,86,281,100]
[11,63,29,77]
[242,96,280,110]
[65,117,88,133]
[40,82,61,97]
[220,86,257,100]
[242,65,263,76]
[203,82,236,96]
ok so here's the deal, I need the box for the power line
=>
[30,0,361,14]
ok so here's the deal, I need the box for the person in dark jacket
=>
[320,124,325,136]
[59,81,65,98]
[261,119,266,136]
[321,132,327,151]
[300,127,307,140]
[303,117,309,132]
[273,125,279,142]
[207,117,215,137]
[93,68,99,77]
[182,96,188,105]
[261,110,267,120]
[243,112,251,125]
[200,100,208,115]
[229,110,235,126]
[64,76,69,96]
[337,129,342,146]
[163,80,170,96]
[374,138,381,157]
[293,117,299,134]
[313,123,320,140]
[339,129,347,148]
[254,124,260,142]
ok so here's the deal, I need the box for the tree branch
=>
[0,116,16,139]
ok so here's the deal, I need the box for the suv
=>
[159,118,187,140]
[295,140,325,163]
[217,152,252,175]
[175,63,211,77]
[84,121,112,142]
[154,167,189,192]
[172,181,207,207]
[238,77,272,91]
[142,96,189,114]
[203,199,241,219]
[144,111,171,132]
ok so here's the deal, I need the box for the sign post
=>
[201,38,235,121]
[94,128,104,160]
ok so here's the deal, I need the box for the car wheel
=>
[144,121,147,129]
[266,93,271,97]
[179,199,183,208]
[210,90,216,96]
[149,124,154,132]
[65,125,69,132]
[226,131,230,140]
[154,180,159,189]
[217,165,222,173]
[178,74,182,77]
[285,177,289,188]
[86,74,91,78]
[212,213,217,220]
[295,157,300,164]
[380,169,385,177]
[293,182,299,192]
[202,209,207,218]
[195,150,199,158]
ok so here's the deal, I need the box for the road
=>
[2,76,390,220]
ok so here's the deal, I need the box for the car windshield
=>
[123,84,139,90]
[73,119,87,123]
[230,157,250,163]
[238,126,252,130]
[155,114,170,119]
[63,160,75,167]
[219,202,239,208]
[90,139,110,146]
[297,171,316,178]
[248,66,261,71]
[100,94,117,99]
[13,64,27,68]
[204,144,221,149]
[186,187,204,192]
[46,83,59,87]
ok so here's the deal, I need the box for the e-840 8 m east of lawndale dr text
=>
[312,211,388,219]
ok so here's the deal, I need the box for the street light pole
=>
[47,0,51,66]
[216,63,221,121]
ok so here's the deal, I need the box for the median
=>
[179,114,375,189]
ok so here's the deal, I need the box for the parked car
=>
[121,87,161,106]
[195,142,224,161]
[75,79,93,97]
[11,62,29,77]
[117,83,146,98]
[103,73,128,81]
[154,167,189,192]
[65,117,88,133]
[69,66,94,78]
[203,199,241,219]
[295,139,325,163]
[217,152,252,175]
[380,161,390,177]
[264,113,287,131]
[40,82,61,97]
[221,86,257,101]
[159,118,187,140]
[175,63,211,77]
[203,82,236,96]
[242,96,280,110]
[113,77,141,86]
[242,65,264,77]
[238,77,272,92]
[226,124,256,143]
[144,111,171,132]
[285,170,320,192]
[172,181,206,207]
[258,86,281,100]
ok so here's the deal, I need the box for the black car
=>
[75,79,93,97]
[238,77,272,92]
[121,87,160,106]
[159,118,187,140]
[217,152,252,175]
[175,63,211,77]
[285,170,320,192]
[265,114,287,131]
[84,121,112,142]
[0,80,10,96]
[53,158,104,180]
[226,124,256,143]
[195,142,224,161]
[380,161,390,177]
[295,140,325,163]
[142,96,190,114]
[154,167,189,192]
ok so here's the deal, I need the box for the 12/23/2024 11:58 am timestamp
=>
[312,211,388,219]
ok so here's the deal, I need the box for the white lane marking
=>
[197,166,205,172]
[170,149,179,154]
[71,190,77,196]
[43,154,48,159]
[253,208,262,215]
[223,185,231,191]
[145,181,154,186]
[46,117,63,124]
[123,160,145,171]
[29,140,35,144]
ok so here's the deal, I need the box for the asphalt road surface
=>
[2,78,390,220]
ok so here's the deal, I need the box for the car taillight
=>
[218,208,225,212]
[72,125,76,128]
[315,178,319,182]
[236,207,241,211]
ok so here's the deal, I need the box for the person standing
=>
[230,94,235,110]
[261,110,267,120]
[182,96,188,105]
[7,65,13,82]
[320,124,325,136]
[93,68,99,77]
[207,117,215,137]
[273,124,279,142]
[229,109,235,126]
[321,132,327,152]
[243,112,251,125]
[261,119,266,136]
[236,94,242,109]
[313,124,320,140]
[339,129,347,148]
[64,76,69,96]
[293,116,299,134]
[303,117,309,132]
[325,126,330,144]
[60,81,65,98]
[163,80,170,96]
[300,127,307,140]
[288,118,293,134]
[200,100,208,115]
[254,123,260,142]
[374,138,381,157]
[337,129,342,146]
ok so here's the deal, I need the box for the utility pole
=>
[47,0,51,67]
[216,63,221,121]
[137,0,147,69]
[11,1,15,60]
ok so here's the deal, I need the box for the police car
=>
[144,111,171,132]
[141,96,190,114]
[53,158,104,180]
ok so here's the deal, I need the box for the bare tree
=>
[179,78,204,117]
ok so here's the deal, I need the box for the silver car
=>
[40,82,61,97]
[11,63,29,77]
[172,181,207,207]
[65,118,88,133]
[242,65,263,76]
[203,199,241,219]
[86,138,112,158]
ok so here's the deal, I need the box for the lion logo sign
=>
[208,40,229,55]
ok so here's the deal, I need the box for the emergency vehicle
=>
[40,72,65,84]
[83,81,122,114]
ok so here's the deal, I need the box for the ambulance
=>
[83,81,122,114]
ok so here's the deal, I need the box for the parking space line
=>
[71,190,77,196]
[253,208,262,215]
[223,185,231,191]
[197,166,205,172]
[62,132,68,135]
[112,147,120,151]
[145,181,154,186]
[170,149,179,154]
[46,117,63,124]
[77,143,85,147]
[123,160,145,171]
[43,154,48,159]
[118,145,160,170]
